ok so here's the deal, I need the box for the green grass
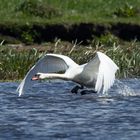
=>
[0,0,140,24]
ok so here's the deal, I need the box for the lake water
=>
[0,79,140,140]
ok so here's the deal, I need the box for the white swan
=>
[17,51,119,96]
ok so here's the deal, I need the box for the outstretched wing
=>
[83,52,119,93]
[17,54,77,96]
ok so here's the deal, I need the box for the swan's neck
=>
[39,73,68,80]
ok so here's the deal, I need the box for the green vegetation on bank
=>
[0,0,140,24]
[0,0,140,80]
[0,38,140,80]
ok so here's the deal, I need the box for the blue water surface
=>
[0,79,140,140]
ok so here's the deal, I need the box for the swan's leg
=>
[80,90,97,95]
[71,85,84,94]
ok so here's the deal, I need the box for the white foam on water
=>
[112,79,137,97]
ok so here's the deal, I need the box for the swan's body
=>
[17,52,119,96]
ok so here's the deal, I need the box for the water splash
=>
[112,79,137,97]
[97,79,138,98]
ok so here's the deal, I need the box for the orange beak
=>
[31,74,40,81]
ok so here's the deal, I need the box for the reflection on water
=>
[0,79,140,140]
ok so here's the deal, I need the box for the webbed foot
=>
[71,85,84,94]
[80,90,97,95]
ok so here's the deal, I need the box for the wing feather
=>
[17,54,77,96]
[95,52,119,93]
[82,52,118,93]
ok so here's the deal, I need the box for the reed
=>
[0,46,45,80]
[0,40,140,81]
[105,42,140,78]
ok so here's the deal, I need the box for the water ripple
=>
[0,79,140,140]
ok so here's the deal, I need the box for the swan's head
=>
[31,73,45,81]
[32,73,41,81]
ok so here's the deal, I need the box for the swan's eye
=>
[35,73,40,77]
